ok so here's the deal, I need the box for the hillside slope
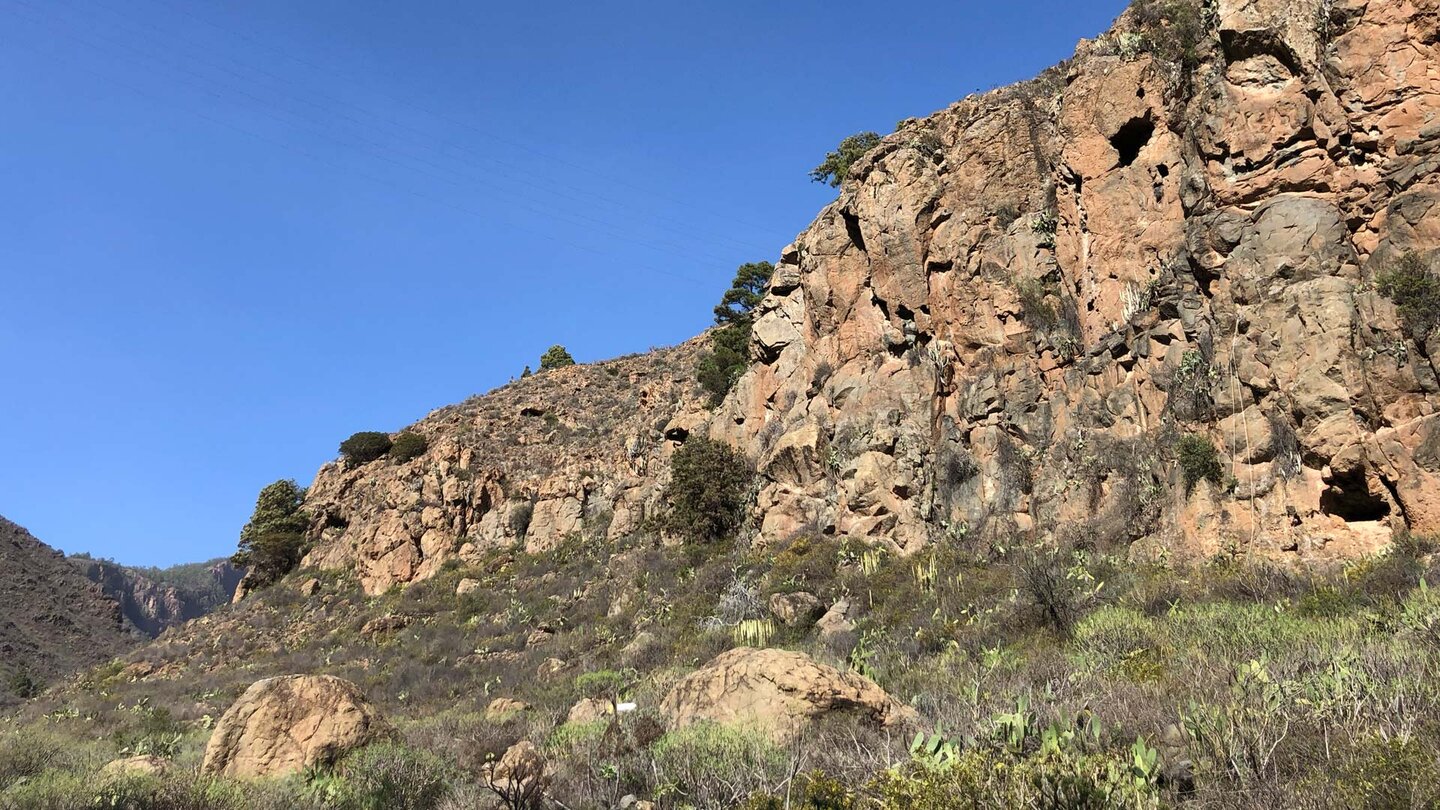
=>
[0,517,130,704]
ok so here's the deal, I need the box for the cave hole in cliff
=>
[1110,115,1155,169]
[841,209,867,253]
[1319,468,1391,522]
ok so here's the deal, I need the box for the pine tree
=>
[698,261,774,403]
[810,131,882,187]
[540,345,576,370]
[231,479,309,589]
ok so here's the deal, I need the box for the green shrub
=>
[659,438,753,547]
[340,431,393,465]
[1130,0,1209,78]
[574,669,629,704]
[1017,546,1100,638]
[5,671,40,700]
[1176,433,1224,493]
[509,500,535,539]
[340,742,457,810]
[1376,252,1440,342]
[388,432,428,463]
[1332,734,1440,810]
[1016,278,1060,330]
[0,728,68,790]
[3,771,251,810]
[810,132,882,187]
[230,479,309,589]
[652,723,788,807]
[869,744,1162,810]
[743,770,858,809]
[539,345,576,370]
[698,324,751,404]
[699,261,774,404]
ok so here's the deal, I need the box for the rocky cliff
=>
[71,557,244,638]
[299,0,1440,596]
[0,517,130,702]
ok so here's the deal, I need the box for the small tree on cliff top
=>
[231,479,309,589]
[810,131,882,187]
[540,345,576,370]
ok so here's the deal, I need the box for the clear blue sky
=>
[0,0,1126,566]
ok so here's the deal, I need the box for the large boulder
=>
[659,647,914,743]
[201,675,393,778]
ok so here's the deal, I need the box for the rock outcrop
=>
[659,647,915,743]
[283,0,1440,598]
[201,675,392,778]
[299,339,713,595]
[71,557,243,638]
[713,0,1440,561]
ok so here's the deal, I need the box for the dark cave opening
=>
[841,209,867,253]
[1110,115,1155,168]
[1319,468,1391,522]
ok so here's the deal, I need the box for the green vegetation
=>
[697,261,774,404]
[659,438,753,548]
[229,479,308,589]
[1376,251,1440,342]
[1130,0,1209,78]
[539,345,576,370]
[338,742,457,810]
[339,432,393,465]
[810,131,882,187]
[5,527,1439,809]
[1176,433,1224,494]
[4,672,40,701]
[388,432,428,463]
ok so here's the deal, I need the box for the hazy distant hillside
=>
[68,554,243,638]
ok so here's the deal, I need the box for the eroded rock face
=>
[287,2,1440,597]
[201,675,392,778]
[299,340,713,595]
[659,647,914,743]
[711,0,1440,562]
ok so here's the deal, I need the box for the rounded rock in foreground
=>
[201,674,392,778]
[659,647,915,743]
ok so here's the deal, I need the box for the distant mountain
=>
[68,555,244,638]
[0,516,130,705]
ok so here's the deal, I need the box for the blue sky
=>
[0,0,1126,566]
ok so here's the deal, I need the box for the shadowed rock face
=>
[0,516,130,701]
[294,1,1440,597]
[71,557,243,638]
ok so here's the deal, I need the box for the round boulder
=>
[659,647,914,743]
[201,674,392,778]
